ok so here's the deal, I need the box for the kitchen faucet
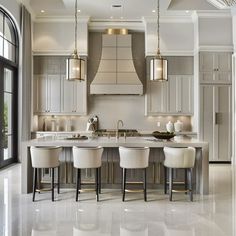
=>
[116,120,124,139]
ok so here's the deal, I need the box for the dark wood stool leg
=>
[169,168,173,201]
[57,166,60,194]
[51,168,54,201]
[37,169,41,193]
[189,168,193,201]
[122,168,126,202]
[96,168,99,202]
[32,168,37,202]
[185,169,188,195]
[99,167,101,194]
[164,166,167,194]
[143,168,147,201]
[76,169,79,201]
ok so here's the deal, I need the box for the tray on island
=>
[152,131,175,140]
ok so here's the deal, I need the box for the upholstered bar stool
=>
[72,146,103,202]
[30,146,62,202]
[119,147,150,202]
[163,147,196,201]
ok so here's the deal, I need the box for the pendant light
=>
[66,0,85,81]
[150,0,168,81]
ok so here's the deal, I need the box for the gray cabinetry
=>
[200,85,231,162]
[145,56,194,116]
[34,74,61,113]
[145,75,193,115]
[200,52,231,84]
[33,56,87,115]
[167,75,193,115]
[61,76,87,114]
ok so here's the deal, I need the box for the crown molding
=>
[199,45,233,52]
[143,15,193,23]
[196,10,232,18]
[33,50,88,56]
[89,20,144,32]
[146,50,194,57]
[34,15,90,23]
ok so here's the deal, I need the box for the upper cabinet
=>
[33,56,87,115]
[145,56,194,116]
[145,75,193,116]
[199,52,232,84]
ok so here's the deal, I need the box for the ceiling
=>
[28,0,225,20]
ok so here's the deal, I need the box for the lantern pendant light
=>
[150,0,168,81]
[66,0,85,81]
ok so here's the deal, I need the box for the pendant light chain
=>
[74,0,78,54]
[157,0,160,56]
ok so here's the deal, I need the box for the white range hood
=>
[90,34,143,95]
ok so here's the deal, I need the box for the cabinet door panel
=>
[181,76,193,114]
[201,86,214,161]
[61,77,75,113]
[149,82,168,113]
[215,86,231,161]
[36,75,47,112]
[200,52,214,72]
[47,75,61,113]
[74,80,87,114]
[167,76,178,113]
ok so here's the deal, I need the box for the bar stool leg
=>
[169,168,173,201]
[99,167,101,194]
[185,169,188,195]
[32,168,37,202]
[96,168,99,202]
[164,166,167,194]
[122,168,127,202]
[143,168,147,202]
[76,169,79,202]
[51,168,54,201]
[57,166,60,194]
[189,168,193,201]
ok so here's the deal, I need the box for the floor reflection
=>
[0,164,234,236]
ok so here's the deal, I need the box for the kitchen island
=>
[21,136,209,195]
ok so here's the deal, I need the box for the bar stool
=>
[72,146,103,202]
[119,147,150,202]
[30,146,62,202]
[163,147,196,201]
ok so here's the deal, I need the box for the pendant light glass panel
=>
[66,57,85,81]
[150,57,168,81]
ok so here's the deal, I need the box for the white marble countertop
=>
[24,136,207,148]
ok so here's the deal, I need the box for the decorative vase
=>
[174,120,183,132]
[166,121,174,133]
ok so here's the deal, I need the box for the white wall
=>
[199,17,233,47]
[144,19,194,56]
[33,19,89,55]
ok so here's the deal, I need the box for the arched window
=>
[0,7,18,168]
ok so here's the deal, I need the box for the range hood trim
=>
[90,84,143,95]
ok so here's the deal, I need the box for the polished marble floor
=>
[0,164,235,236]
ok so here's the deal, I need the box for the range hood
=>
[90,34,143,95]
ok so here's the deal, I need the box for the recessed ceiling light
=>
[77,9,81,12]
[186,10,189,13]
[41,10,45,13]
[152,10,156,13]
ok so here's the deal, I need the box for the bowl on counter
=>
[152,131,175,140]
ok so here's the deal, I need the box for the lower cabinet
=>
[200,85,232,162]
